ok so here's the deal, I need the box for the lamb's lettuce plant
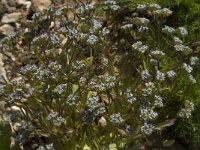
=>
[0,0,199,149]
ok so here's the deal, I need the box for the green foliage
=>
[0,122,11,149]
[0,0,199,149]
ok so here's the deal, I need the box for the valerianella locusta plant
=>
[0,1,198,149]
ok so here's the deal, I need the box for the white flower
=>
[93,19,102,30]
[189,74,196,83]
[121,24,133,29]
[132,41,148,53]
[141,69,150,80]
[135,17,150,24]
[102,27,110,35]
[178,27,188,36]
[87,35,98,45]
[110,113,124,123]
[104,0,116,5]
[174,44,191,52]
[140,107,158,120]
[151,50,165,56]
[137,4,146,10]
[156,71,165,81]
[149,3,161,9]
[183,63,193,73]
[138,26,149,32]
[174,36,182,44]
[167,70,176,78]
[162,25,175,33]
[154,95,163,107]
[141,122,154,135]
[190,56,199,65]
[76,6,84,14]
[111,5,121,10]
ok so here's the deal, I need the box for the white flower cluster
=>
[156,70,165,81]
[179,100,194,118]
[162,25,175,33]
[174,44,192,52]
[88,75,116,91]
[48,61,62,71]
[173,36,182,44]
[37,143,55,150]
[102,27,110,36]
[189,74,197,83]
[79,76,87,86]
[142,82,156,96]
[50,34,60,44]
[110,113,124,123]
[67,27,78,39]
[104,0,121,10]
[151,50,165,56]
[132,41,148,53]
[183,63,193,73]
[141,122,154,135]
[138,26,149,32]
[121,24,133,29]
[53,84,65,94]
[154,95,163,107]
[72,60,87,70]
[33,68,53,80]
[92,19,102,30]
[53,116,65,126]
[140,107,158,120]
[153,8,172,16]
[135,17,150,25]
[137,4,146,10]
[66,94,78,105]
[55,6,67,16]
[46,112,59,120]
[94,107,106,116]
[20,64,37,74]
[124,88,137,104]
[141,69,150,80]
[46,112,65,126]
[190,56,199,65]
[178,27,188,36]
[87,96,100,110]
[167,70,176,78]
[149,3,161,9]
[87,35,98,45]
[8,91,21,103]
[76,3,94,14]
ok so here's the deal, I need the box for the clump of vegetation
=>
[0,0,199,149]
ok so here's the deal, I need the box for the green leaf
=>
[0,122,11,149]
[163,139,175,147]
[83,144,91,150]
[109,143,117,150]
[155,118,176,130]
[72,84,79,93]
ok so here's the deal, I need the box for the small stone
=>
[1,12,22,23]
[17,0,32,9]
[0,0,9,14]
[31,0,51,12]
[0,24,14,35]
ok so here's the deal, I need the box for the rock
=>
[0,53,8,83]
[7,0,17,7]
[17,0,32,9]
[0,24,14,35]
[0,0,9,14]
[31,0,51,12]
[1,12,22,23]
